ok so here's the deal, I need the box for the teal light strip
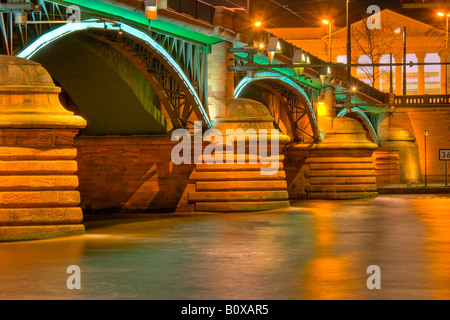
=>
[337,107,380,143]
[234,71,319,135]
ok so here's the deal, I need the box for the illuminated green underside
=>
[46,0,223,45]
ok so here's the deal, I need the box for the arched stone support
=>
[0,56,86,242]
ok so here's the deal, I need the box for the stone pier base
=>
[0,55,86,242]
[285,117,379,200]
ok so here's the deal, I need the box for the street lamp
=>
[424,130,428,187]
[395,27,407,96]
[437,12,449,94]
[346,0,352,89]
[322,19,334,62]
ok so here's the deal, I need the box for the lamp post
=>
[346,0,352,88]
[437,12,449,94]
[247,0,254,46]
[322,19,334,63]
[424,130,428,187]
[390,53,393,94]
[245,0,263,76]
[395,27,407,96]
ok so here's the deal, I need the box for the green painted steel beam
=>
[44,0,223,45]
[234,52,323,91]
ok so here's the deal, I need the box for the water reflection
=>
[413,197,450,299]
[0,195,449,300]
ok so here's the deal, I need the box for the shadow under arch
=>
[235,71,320,143]
[17,20,212,133]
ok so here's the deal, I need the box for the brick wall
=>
[75,135,195,213]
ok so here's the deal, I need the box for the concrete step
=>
[0,225,85,242]
[0,191,80,208]
[0,160,78,174]
[310,176,377,185]
[189,191,289,203]
[375,169,401,175]
[306,157,373,164]
[309,163,374,170]
[305,184,378,193]
[196,180,287,191]
[190,170,286,181]
[374,164,400,170]
[0,207,82,225]
[195,162,284,172]
[308,192,379,200]
[196,201,290,212]
[375,160,400,165]
[0,175,79,191]
[0,147,77,160]
[199,153,285,162]
[306,169,376,177]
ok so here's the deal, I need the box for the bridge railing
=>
[166,0,215,25]
[273,37,390,104]
[394,95,450,105]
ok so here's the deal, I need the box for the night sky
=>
[201,0,439,28]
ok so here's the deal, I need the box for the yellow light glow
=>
[259,43,265,49]
[437,12,446,17]
[317,102,328,116]
[322,19,330,25]
[254,21,262,27]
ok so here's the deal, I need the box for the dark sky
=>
[201,0,439,28]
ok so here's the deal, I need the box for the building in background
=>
[266,9,448,95]
[401,0,450,9]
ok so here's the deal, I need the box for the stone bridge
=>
[1,0,449,241]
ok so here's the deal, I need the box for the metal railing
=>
[166,0,215,25]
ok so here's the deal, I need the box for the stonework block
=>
[0,55,86,242]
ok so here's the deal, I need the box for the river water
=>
[0,194,449,300]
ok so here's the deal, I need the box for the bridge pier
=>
[0,56,86,242]
[285,87,379,200]
[375,115,422,184]
[207,41,235,121]
[189,98,291,212]
[285,117,379,200]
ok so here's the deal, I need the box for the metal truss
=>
[1,0,211,130]
[254,81,320,143]
[87,28,210,130]
[150,32,208,114]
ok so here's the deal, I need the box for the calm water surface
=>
[0,195,449,300]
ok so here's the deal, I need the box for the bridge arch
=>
[337,107,380,145]
[17,20,211,134]
[234,72,320,143]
